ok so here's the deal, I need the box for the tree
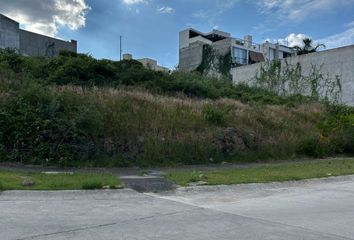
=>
[293,38,326,55]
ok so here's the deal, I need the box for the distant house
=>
[123,53,169,72]
[179,28,294,72]
[0,13,77,57]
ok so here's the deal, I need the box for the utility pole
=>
[120,35,122,61]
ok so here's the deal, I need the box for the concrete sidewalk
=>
[1,176,354,239]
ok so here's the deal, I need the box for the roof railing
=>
[233,38,261,51]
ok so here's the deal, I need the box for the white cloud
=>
[158,6,175,14]
[268,28,354,50]
[122,0,147,5]
[345,20,354,28]
[318,28,354,49]
[258,0,354,22]
[267,33,310,47]
[285,33,310,47]
[0,0,90,37]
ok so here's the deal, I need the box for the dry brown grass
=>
[0,83,331,166]
[55,85,325,145]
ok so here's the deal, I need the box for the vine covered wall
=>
[196,44,232,79]
[232,46,354,105]
[254,60,342,103]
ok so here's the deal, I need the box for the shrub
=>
[203,105,225,126]
[0,50,315,106]
[48,54,117,86]
[318,106,354,155]
[0,84,104,165]
[0,182,4,191]
[81,180,103,190]
[0,144,5,160]
[0,48,24,72]
[330,128,354,154]
[297,135,329,158]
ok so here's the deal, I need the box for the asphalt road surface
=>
[1,175,354,240]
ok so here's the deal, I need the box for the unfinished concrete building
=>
[179,28,294,72]
[0,13,77,57]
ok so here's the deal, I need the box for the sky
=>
[1,0,354,68]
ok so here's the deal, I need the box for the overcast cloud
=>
[0,0,90,36]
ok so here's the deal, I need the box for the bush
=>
[0,182,4,191]
[0,50,314,106]
[81,180,103,190]
[0,49,24,72]
[297,135,329,158]
[318,107,354,155]
[48,54,117,86]
[203,105,225,125]
[0,144,5,160]
[0,84,103,165]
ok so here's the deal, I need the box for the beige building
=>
[123,53,169,72]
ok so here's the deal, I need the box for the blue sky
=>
[2,0,354,68]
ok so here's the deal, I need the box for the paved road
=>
[1,176,354,240]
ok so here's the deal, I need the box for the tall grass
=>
[0,83,333,167]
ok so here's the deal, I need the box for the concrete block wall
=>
[212,38,232,56]
[0,13,77,57]
[179,38,232,72]
[179,41,204,72]
[232,45,354,105]
[179,29,190,50]
[19,30,77,57]
[0,14,20,50]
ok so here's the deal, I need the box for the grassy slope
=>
[0,171,121,190]
[166,159,354,186]
[0,84,331,167]
[62,87,326,166]
[0,51,353,167]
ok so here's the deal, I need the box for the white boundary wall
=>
[232,45,354,105]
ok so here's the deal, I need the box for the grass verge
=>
[0,171,122,190]
[165,159,354,186]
